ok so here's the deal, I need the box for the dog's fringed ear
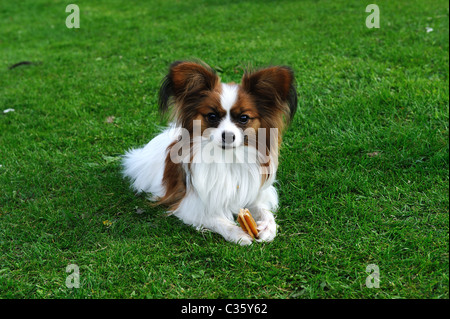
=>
[241,66,298,124]
[158,61,219,115]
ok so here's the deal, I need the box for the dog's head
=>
[159,61,297,152]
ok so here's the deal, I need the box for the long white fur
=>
[122,86,278,245]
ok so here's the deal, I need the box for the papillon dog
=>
[122,61,297,245]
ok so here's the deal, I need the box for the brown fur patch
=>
[183,85,224,133]
[239,66,297,185]
[156,141,186,211]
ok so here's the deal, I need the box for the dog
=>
[122,61,297,245]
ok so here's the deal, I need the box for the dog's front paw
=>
[213,222,254,245]
[231,227,253,246]
[237,234,253,246]
[256,218,277,242]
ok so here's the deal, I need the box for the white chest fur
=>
[189,160,262,214]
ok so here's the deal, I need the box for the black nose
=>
[222,131,235,144]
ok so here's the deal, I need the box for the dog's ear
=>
[241,66,297,123]
[159,61,219,114]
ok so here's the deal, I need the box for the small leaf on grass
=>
[135,207,145,215]
[103,220,113,227]
[105,116,115,124]
[367,151,380,157]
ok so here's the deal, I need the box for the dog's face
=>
[159,61,297,153]
[191,82,261,150]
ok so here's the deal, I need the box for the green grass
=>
[0,0,448,299]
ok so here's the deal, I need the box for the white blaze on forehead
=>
[216,83,243,147]
[220,83,238,112]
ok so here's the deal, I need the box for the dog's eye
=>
[239,114,250,124]
[206,113,219,123]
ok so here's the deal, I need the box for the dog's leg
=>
[245,185,278,242]
[174,195,254,245]
[250,207,277,242]
[203,217,254,245]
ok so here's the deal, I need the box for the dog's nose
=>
[222,131,235,144]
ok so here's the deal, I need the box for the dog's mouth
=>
[221,143,235,150]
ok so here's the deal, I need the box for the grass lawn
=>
[0,0,448,299]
